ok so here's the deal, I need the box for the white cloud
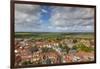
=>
[15,4,41,32]
[50,6,94,32]
[41,9,48,13]
[56,27,68,30]
[15,4,94,32]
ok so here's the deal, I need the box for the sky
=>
[15,4,94,32]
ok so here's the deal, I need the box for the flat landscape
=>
[14,32,95,66]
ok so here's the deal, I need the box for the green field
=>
[15,32,94,40]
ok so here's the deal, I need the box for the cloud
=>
[15,4,41,32]
[49,6,94,32]
[15,4,94,32]
[41,9,48,13]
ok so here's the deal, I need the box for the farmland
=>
[14,32,95,66]
[15,32,94,39]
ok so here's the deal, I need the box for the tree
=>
[73,43,94,52]
[59,44,70,54]
[73,39,77,43]
[29,46,38,54]
[42,47,55,53]
[22,61,32,65]
[29,46,39,62]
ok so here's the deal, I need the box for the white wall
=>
[0,0,100,69]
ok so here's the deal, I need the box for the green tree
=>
[22,61,32,65]
[73,43,94,52]
[59,44,70,54]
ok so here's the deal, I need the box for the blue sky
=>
[39,5,52,31]
[15,4,94,32]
